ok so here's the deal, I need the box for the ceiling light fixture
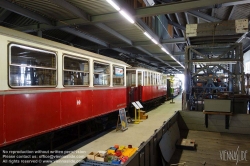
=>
[144,32,152,39]
[106,0,120,11]
[151,39,158,44]
[161,47,169,54]
[161,46,184,68]
[119,10,135,24]
[144,32,159,44]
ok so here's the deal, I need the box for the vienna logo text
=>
[220,146,247,165]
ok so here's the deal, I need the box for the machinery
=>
[183,43,247,112]
[183,19,249,112]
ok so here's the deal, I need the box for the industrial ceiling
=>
[0,0,250,73]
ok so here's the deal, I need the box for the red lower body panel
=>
[111,88,127,111]
[141,86,167,102]
[93,89,113,116]
[5,93,61,144]
[0,87,127,147]
[61,90,93,125]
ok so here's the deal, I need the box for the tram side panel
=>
[153,85,159,98]
[0,95,4,146]
[61,88,127,126]
[140,86,151,102]
[141,85,165,102]
[61,90,93,125]
[112,88,127,111]
[4,92,61,145]
[92,89,114,116]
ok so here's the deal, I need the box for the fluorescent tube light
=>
[119,10,134,24]
[151,39,158,44]
[106,0,120,11]
[144,32,152,39]
[161,47,170,54]
[161,47,166,52]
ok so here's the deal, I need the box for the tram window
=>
[126,70,136,86]
[162,75,167,85]
[144,71,149,86]
[94,62,110,86]
[9,44,56,87]
[157,74,160,85]
[149,72,152,85]
[113,66,124,86]
[138,71,142,86]
[63,56,89,86]
[152,73,156,85]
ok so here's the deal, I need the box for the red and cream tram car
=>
[126,68,168,110]
[0,26,129,147]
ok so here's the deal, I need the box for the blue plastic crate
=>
[79,158,122,166]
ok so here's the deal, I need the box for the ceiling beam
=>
[167,18,186,31]
[173,52,185,56]
[61,27,109,48]
[162,37,186,44]
[167,14,181,37]
[95,23,133,45]
[49,0,90,21]
[185,12,190,24]
[175,13,185,37]
[227,5,236,20]
[0,9,11,22]
[187,10,221,22]
[135,0,245,17]
[222,0,250,6]
[135,46,179,71]
[0,0,52,25]
[211,8,215,17]
[112,37,186,48]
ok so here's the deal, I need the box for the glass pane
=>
[64,56,89,72]
[144,71,148,85]
[94,63,110,74]
[94,74,110,85]
[64,71,89,85]
[10,44,56,68]
[126,71,136,86]
[113,66,124,86]
[162,75,167,85]
[63,56,89,86]
[149,72,152,85]
[9,66,56,86]
[138,72,142,86]
[93,62,110,86]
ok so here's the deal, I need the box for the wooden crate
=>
[139,110,148,119]
[141,114,148,119]
[87,152,97,160]
[139,110,145,118]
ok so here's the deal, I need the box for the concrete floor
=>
[49,95,182,165]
